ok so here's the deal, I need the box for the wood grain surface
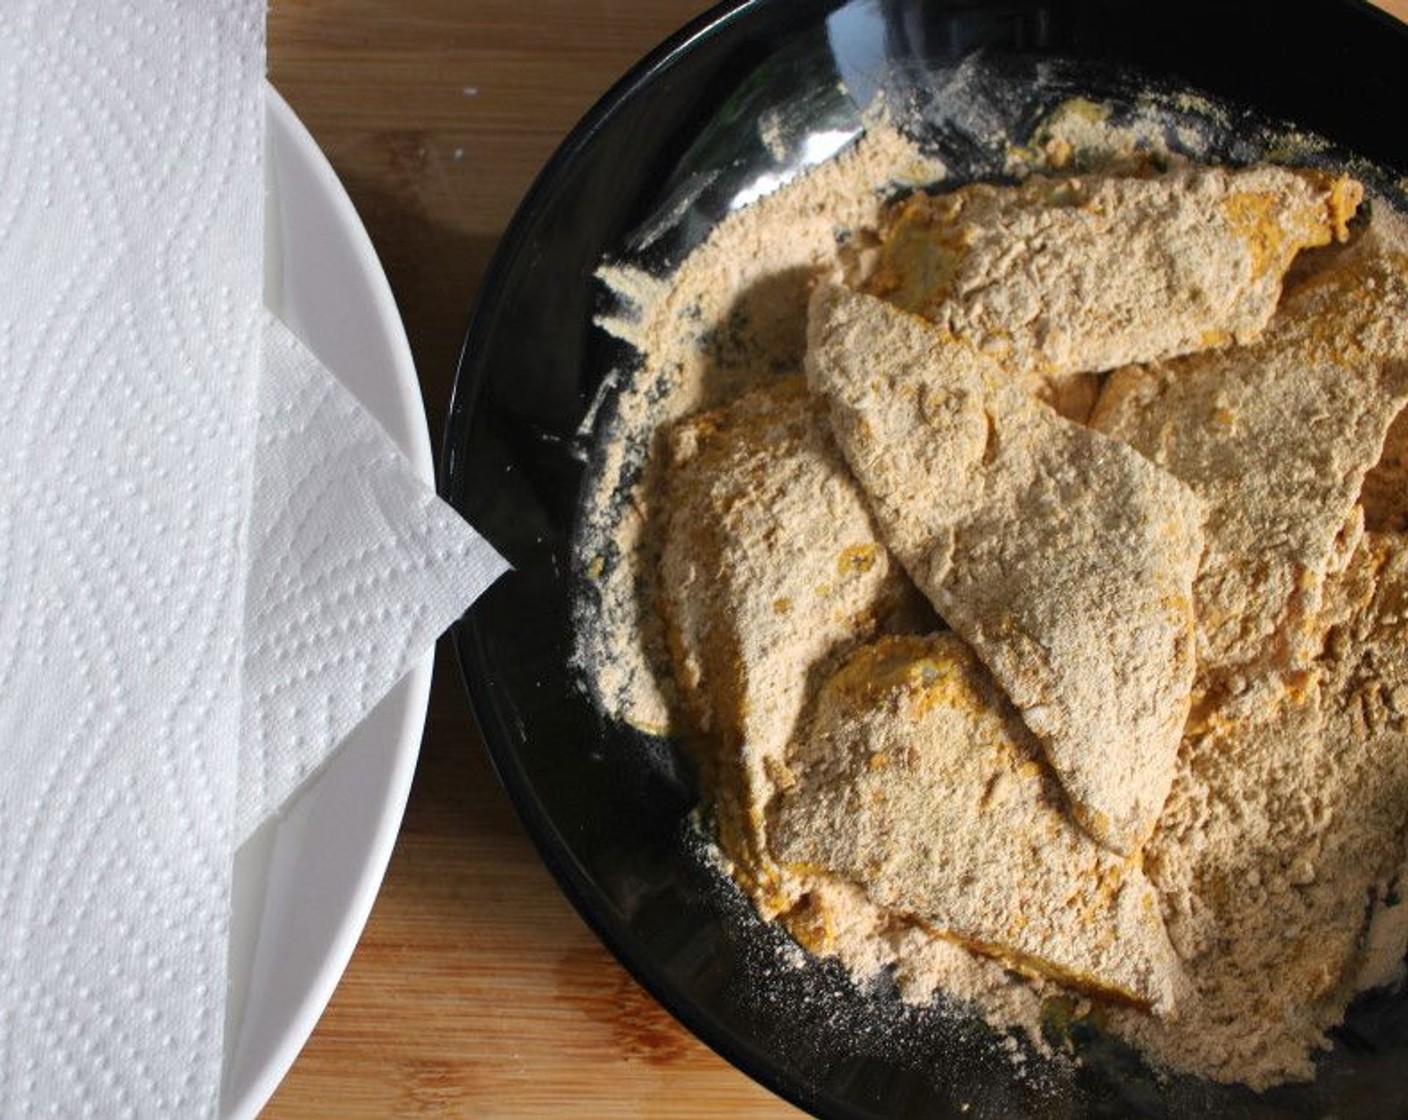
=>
[264,2,1408,1116]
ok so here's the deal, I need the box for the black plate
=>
[442,2,1408,1117]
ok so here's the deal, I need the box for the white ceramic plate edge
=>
[219,84,433,1120]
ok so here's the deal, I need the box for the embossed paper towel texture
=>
[239,316,507,838]
[0,2,264,1116]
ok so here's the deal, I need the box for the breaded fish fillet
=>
[770,634,1185,1012]
[865,165,1359,397]
[806,282,1205,855]
[1135,678,1354,1082]
[1318,534,1408,948]
[1091,247,1408,678]
[657,378,920,914]
[1134,534,1408,1080]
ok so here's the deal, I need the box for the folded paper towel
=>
[242,315,506,840]
[0,2,504,1115]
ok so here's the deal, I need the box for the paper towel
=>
[0,2,507,1115]
[0,1,264,1115]
[239,315,506,839]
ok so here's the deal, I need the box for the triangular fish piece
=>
[770,633,1185,1012]
[806,283,1205,854]
[1091,247,1408,678]
[656,377,922,913]
[1135,676,1346,1083]
[1134,535,1408,1080]
[1317,535,1408,956]
[865,165,1360,401]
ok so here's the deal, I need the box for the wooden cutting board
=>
[264,2,1408,1116]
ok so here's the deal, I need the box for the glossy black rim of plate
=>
[441,2,1408,1118]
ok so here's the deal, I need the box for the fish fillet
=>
[1318,535,1408,955]
[1091,247,1408,678]
[806,282,1205,854]
[864,164,1359,401]
[1136,534,1408,1080]
[657,377,920,913]
[770,633,1185,1012]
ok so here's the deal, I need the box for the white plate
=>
[220,86,433,1119]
